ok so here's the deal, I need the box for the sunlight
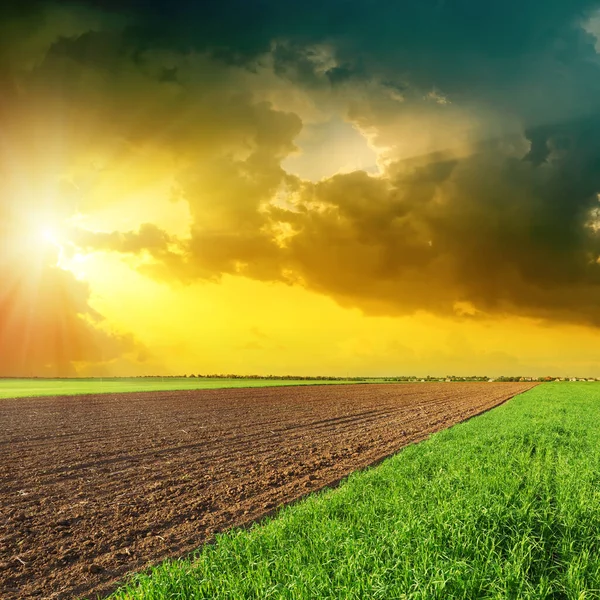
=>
[60,251,89,280]
[36,225,65,267]
[30,220,95,280]
[41,227,59,245]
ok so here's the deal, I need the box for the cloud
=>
[0,251,142,376]
[584,10,600,51]
[2,0,600,347]
[77,114,600,326]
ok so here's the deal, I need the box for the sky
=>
[1,0,600,378]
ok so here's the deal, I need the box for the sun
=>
[38,226,63,250]
[32,224,67,267]
[39,224,93,279]
[41,227,60,245]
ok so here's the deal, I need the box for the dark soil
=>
[0,382,535,599]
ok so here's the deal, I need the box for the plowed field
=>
[0,382,534,599]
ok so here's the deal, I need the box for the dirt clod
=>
[87,564,104,575]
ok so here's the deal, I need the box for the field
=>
[108,383,600,600]
[0,377,366,400]
[0,382,533,599]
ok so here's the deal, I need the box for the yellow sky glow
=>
[56,250,600,378]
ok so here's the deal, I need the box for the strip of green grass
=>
[0,377,367,400]
[109,383,600,599]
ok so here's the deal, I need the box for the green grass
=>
[0,377,369,400]
[109,383,600,599]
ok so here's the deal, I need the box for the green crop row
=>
[0,377,367,399]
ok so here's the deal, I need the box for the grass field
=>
[109,383,600,599]
[0,377,365,400]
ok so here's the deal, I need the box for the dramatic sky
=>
[2,0,600,377]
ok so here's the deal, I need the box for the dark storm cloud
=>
[76,113,600,325]
[5,0,598,118]
[71,0,600,87]
[49,0,599,151]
